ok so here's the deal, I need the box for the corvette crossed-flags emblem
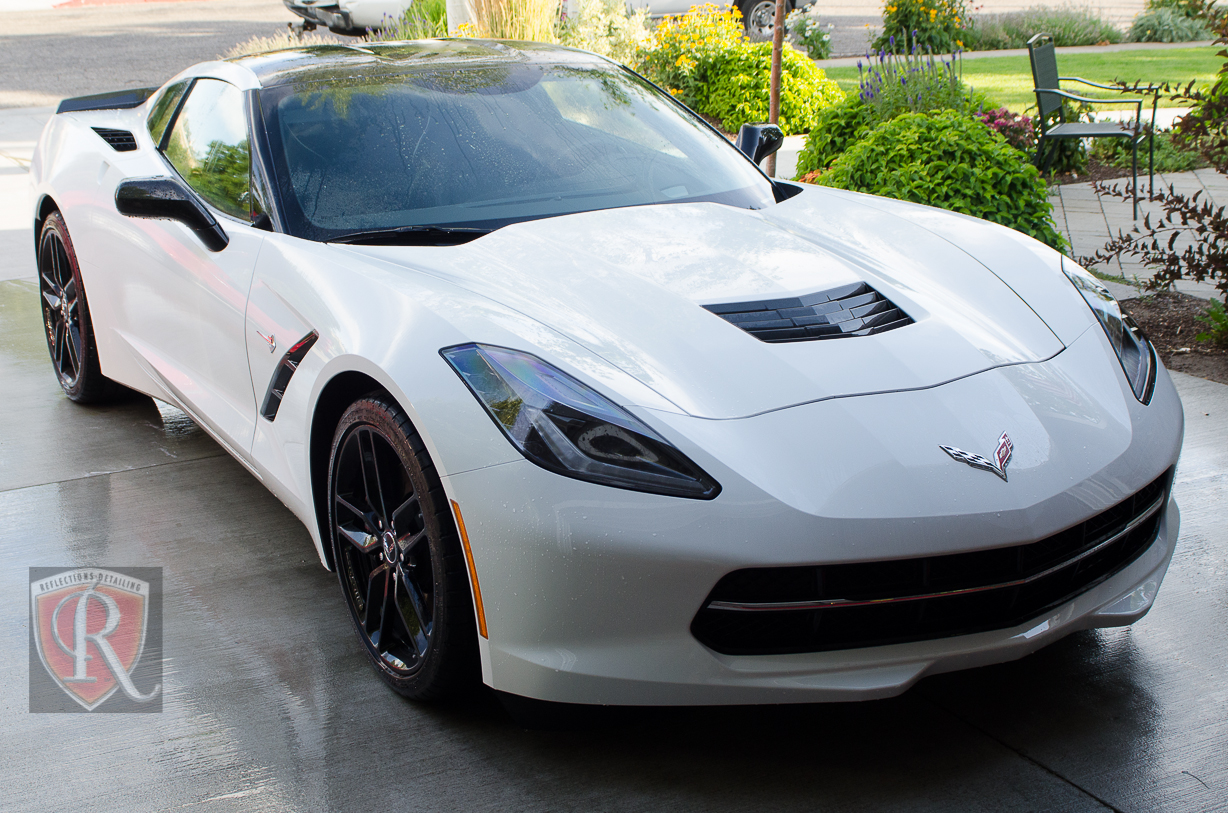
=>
[940,432,1014,482]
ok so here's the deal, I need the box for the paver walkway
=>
[1050,168,1226,300]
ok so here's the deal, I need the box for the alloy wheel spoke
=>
[393,570,431,655]
[49,238,61,285]
[375,564,402,656]
[358,429,389,525]
[41,286,61,310]
[390,493,419,529]
[57,244,72,290]
[336,493,379,536]
[363,562,390,637]
[398,527,429,557]
[53,322,66,368]
[65,322,81,374]
[338,523,379,553]
[62,277,76,304]
[55,242,70,290]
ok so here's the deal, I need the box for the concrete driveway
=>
[1,3,1226,811]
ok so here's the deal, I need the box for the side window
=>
[163,78,252,221]
[147,80,189,147]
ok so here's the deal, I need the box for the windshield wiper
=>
[326,225,491,246]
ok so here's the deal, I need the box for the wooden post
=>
[765,0,785,177]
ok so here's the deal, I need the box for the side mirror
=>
[735,123,785,165]
[115,177,229,252]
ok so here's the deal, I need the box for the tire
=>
[37,212,127,403]
[739,0,786,40]
[328,395,478,700]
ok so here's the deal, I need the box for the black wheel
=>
[328,396,477,700]
[37,212,125,403]
[739,0,785,40]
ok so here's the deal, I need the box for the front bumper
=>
[439,327,1184,705]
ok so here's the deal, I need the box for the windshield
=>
[260,61,776,241]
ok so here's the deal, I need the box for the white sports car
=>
[31,41,1182,706]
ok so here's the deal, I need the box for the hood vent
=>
[704,282,913,343]
[91,127,138,152]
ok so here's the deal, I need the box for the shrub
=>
[467,0,559,40]
[635,4,747,110]
[962,5,1123,50]
[1128,7,1213,41]
[857,47,979,121]
[636,4,842,134]
[558,0,650,63]
[785,5,834,60]
[794,95,876,178]
[1144,0,1225,27]
[874,0,969,54]
[977,107,1035,151]
[1195,298,1228,344]
[366,0,449,40]
[818,110,1068,250]
[1090,129,1206,172]
[701,43,844,133]
[795,49,982,180]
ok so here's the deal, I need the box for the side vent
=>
[704,282,913,343]
[261,331,319,421]
[91,127,138,152]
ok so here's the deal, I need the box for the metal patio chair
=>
[1028,32,1158,218]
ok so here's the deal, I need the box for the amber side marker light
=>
[451,500,488,639]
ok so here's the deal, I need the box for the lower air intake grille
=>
[91,127,137,152]
[691,469,1172,656]
[704,282,912,342]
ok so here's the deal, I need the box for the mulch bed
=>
[1120,291,1228,386]
[1045,157,1135,188]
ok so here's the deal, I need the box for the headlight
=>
[1063,260,1156,404]
[441,344,721,499]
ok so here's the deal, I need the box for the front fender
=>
[246,234,684,565]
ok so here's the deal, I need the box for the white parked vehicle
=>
[31,41,1182,707]
[283,0,413,35]
[286,0,807,40]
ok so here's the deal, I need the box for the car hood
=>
[347,187,1065,419]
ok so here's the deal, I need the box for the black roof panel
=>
[232,39,606,88]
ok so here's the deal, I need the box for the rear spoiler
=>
[57,87,157,115]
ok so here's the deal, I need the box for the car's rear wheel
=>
[37,212,125,403]
[740,0,787,40]
[328,396,477,700]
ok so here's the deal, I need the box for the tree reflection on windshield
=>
[261,57,773,241]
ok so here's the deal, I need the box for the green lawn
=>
[822,47,1222,113]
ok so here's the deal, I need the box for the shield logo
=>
[30,569,160,710]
